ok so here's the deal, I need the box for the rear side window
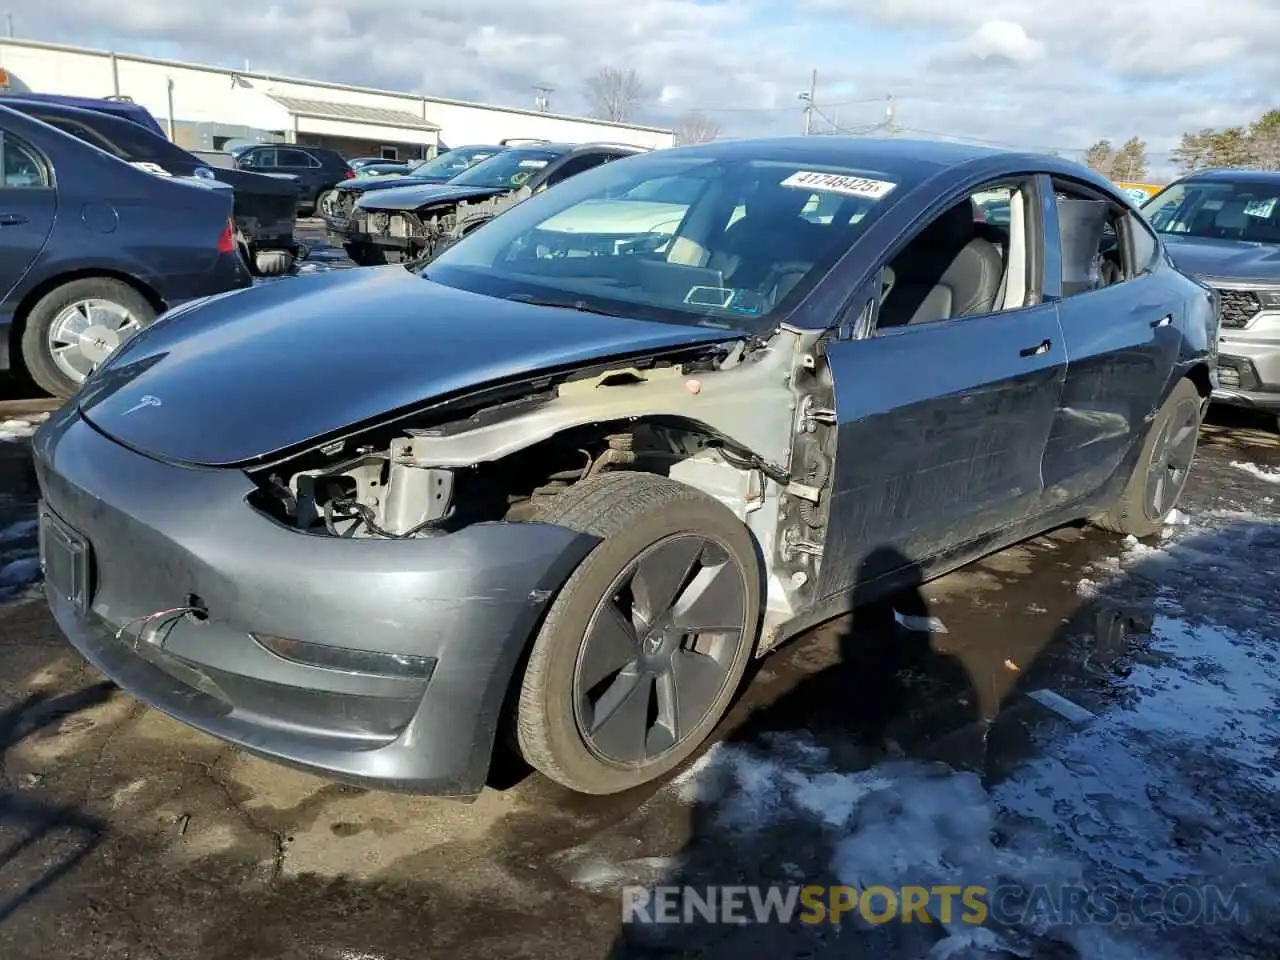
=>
[276,148,314,168]
[2,134,49,188]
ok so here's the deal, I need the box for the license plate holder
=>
[38,503,92,615]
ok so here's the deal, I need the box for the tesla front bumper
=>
[32,406,596,796]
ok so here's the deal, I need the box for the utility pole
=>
[801,69,816,135]
[533,85,553,113]
[884,94,901,136]
[6,14,13,38]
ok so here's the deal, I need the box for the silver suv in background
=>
[1142,170,1280,430]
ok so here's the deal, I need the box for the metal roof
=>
[268,94,440,132]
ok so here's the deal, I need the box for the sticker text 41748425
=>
[779,170,897,200]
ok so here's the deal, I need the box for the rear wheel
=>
[315,190,336,218]
[20,278,156,398]
[516,472,762,795]
[1095,378,1203,537]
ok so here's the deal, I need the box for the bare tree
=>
[675,111,721,145]
[584,66,646,123]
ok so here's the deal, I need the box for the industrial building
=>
[0,38,674,159]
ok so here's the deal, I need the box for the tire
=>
[315,190,336,218]
[516,472,762,795]
[343,242,386,267]
[1094,378,1203,537]
[20,277,156,398]
[254,249,295,276]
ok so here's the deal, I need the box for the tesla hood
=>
[1162,235,1280,285]
[356,183,504,212]
[76,267,740,467]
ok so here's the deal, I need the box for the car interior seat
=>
[1213,198,1250,238]
[706,181,830,296]
[878,199,1005,327]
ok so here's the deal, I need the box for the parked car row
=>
[31,135,1218,804]
[0,102,252,397]
[323,140,649,265]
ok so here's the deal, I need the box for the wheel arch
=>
[8,268,165,372]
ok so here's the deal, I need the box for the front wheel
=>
[20,277,156,398]
[516,472,762,795]
[1094,378,1203,537]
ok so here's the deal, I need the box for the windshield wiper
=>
[504,293,619,317]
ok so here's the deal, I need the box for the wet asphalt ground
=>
[0,230,1278,958]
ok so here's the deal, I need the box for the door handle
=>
[1150,314,1172,328]
[1020,339,1052,358]
[0,213,28,226]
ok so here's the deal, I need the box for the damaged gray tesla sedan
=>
[34,137,1216,797]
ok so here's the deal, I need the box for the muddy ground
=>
[0,239,1277,959]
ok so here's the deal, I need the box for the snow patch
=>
[1230,460,1280,483]
[0,413,49,440]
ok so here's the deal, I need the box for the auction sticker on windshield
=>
[780,171,896,199]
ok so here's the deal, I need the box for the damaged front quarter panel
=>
[250,323,837,655]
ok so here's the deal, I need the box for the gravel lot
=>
[0,250,1276,959]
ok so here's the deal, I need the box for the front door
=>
[818,301,1066,598]
[0,130,56,304]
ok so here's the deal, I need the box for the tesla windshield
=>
[1142,178,1280,243]
[425,153,903,328]
[447,148,561,189]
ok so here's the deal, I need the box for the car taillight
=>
[343,169,356,179]
[217,219,235,254]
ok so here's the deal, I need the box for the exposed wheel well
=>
[8,269,165,373]
[1185,362,1212,399]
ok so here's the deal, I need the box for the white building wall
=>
[0,39,674,149]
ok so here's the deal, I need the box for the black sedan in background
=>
[0,104,251,397]
[32,137,1213,798]
[1,97,303,277]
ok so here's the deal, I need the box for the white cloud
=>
[8,0,1279,177]
[964,20,1044,63]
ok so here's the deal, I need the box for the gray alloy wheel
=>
[20,277,156,398]
[516,472,761,795]
[316,189,337,217]
[573,532,747,765]
[1094,378,1203,538]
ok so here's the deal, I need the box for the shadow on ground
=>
[606,519,1280,960]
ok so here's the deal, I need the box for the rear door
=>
[1037,175,1182,510]
[0,130,56,304]
[817,179,1067,597]
[276,148,326,196]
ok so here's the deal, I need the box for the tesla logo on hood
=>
[121,395,162,416]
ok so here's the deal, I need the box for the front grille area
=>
[1217,354,1261,391]
[1216,289,1262,329]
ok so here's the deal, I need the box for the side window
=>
[876,181,1027,329]
[544,152,610,187]
[1125,213,1160,275]
[1051,180,1129,296]
[2,135,50,189]
[241,148,273,168]
[276,148,313,168]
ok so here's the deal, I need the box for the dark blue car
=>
[0,103,250,397]
[0,92,166,137]
[32,137,1214,798]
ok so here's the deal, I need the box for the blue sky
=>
[11,0,1280,178]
